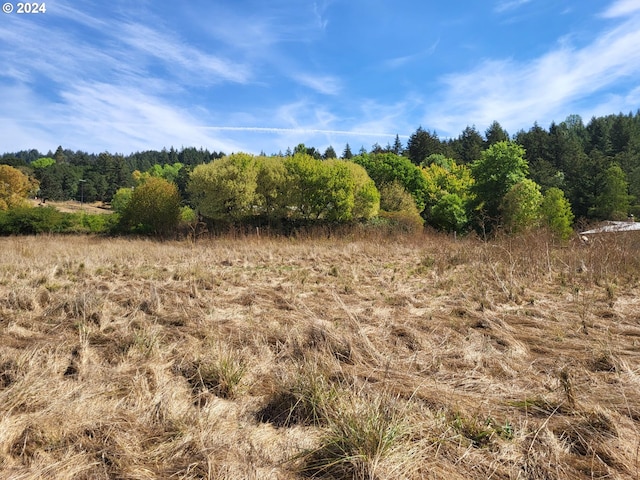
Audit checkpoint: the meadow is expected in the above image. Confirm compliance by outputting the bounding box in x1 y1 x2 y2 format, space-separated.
1 230 639 479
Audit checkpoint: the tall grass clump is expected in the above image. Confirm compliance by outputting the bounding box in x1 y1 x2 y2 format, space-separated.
298 393 409 479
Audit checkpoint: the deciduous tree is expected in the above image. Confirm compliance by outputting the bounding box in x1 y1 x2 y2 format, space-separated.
352 152 428 212
471 141 529 224
0 165 38 210
540 187 574 240
501 179 543 234
120 177 181 235
188 153 258 221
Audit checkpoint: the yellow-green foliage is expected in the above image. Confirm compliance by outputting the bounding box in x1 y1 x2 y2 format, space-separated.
0 165 38 210
379 181 420 215
188 153 258 221
120 177 182 235
501 179 543 234
378 182 424 232
255 156 288 219
284 154 354 221
111 187 133 214
189 153 380 224
421 158 475 232
540 187 574 239
421 160 474 207
327 160 380 220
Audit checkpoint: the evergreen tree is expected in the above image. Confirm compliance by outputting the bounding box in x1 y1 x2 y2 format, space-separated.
323 146 337 159
392 134 404 155
342 143 353 159
53 146 67 164
455 126 484 164
406 127 442 165
484 121 509 148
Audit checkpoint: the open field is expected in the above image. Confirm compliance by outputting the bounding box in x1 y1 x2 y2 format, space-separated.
1 231 640 479
28 199 113 215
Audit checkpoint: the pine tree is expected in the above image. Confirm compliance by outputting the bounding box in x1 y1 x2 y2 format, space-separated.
392 134 404 155
342 144 353 159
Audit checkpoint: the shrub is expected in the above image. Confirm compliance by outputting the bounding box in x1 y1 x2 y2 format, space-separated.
0 206 67 234
540 187 574 240
188 153 258 222
120 177 182 236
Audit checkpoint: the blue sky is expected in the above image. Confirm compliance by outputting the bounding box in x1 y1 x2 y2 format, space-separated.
1 0 640 156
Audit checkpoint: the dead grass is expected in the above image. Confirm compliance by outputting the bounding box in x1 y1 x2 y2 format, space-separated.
28 199 113 215
1 230 640 479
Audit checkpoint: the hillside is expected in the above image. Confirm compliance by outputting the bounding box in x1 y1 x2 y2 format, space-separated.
1 232 639 479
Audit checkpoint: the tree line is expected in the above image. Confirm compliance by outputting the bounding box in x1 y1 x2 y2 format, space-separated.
1 111 639 237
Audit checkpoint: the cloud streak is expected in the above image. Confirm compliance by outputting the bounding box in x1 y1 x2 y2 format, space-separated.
602 0 640 18
424 8 640 136
198 126 404 137
494 0 533 13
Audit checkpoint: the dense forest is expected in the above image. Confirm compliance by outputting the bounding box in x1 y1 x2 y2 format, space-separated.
1 111 639 236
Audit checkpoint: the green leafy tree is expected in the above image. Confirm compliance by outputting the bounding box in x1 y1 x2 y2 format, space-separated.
111 187 134 214
149 162 184 183
31 157 56 169
188 153 258 221
540 187 574 239
352 152 428 212
120 177 182 235
430 194 468 233
421 158 474 232
255 156 288 220
591 163 632 220
284 154 354 221
500 179 543 234
328 160 380 220
471 141 529 225
0 165 38 210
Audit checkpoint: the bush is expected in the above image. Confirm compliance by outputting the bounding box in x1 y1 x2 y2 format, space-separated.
0 206 67 234
0 206 116 235
120 177 182 236
379 210 424 234
188 153 258 222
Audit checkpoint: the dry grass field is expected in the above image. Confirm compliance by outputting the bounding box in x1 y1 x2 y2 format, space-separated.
1 230 640 479
28 199 112 215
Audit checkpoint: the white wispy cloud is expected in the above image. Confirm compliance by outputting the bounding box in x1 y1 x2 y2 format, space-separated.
424 8 640 136
313 1 330 30
494 0 533 13
383 39 440 70
118 23 251 85
292 73 342 95
602 0 640 18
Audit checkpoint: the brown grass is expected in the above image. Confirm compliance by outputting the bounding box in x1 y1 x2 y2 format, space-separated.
28 199 112 215
1 230 640 479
